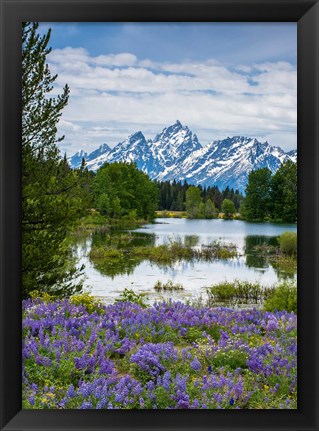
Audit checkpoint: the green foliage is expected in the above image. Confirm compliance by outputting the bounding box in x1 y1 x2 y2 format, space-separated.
204 198 219 219
29 290 55 302
211 349 248 370
22 22 85 298
89 247 124 259
115 288 148 308
270 161 297 223
221 199 236 219
244 168 272 221
208 280 269 304
70 293 105 314
264 282 297 313
157 181 242 218
208 281 236 302
277 231 297 256
90 241 237 275
242 162 297 223
185 186 202 218
185 327 205 342
92 162 158 221
198 201 206 219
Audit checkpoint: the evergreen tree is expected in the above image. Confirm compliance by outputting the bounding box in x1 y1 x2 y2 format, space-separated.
244 168 272 221
270 161 297 223
22 22 84 298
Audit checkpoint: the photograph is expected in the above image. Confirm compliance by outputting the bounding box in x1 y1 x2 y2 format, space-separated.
22 21 297 410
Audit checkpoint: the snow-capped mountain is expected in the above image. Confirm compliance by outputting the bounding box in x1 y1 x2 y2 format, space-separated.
68 149 88 168
68 121 297 193
158 136 295 192
151 120 201 171
286 149 297 162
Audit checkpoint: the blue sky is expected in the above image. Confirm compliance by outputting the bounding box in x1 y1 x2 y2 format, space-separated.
39 22 297 155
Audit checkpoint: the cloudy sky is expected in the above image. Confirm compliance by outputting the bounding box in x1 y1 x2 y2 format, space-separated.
39 22 297 156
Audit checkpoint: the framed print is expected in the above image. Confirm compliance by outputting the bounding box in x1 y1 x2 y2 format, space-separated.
0 0 319 430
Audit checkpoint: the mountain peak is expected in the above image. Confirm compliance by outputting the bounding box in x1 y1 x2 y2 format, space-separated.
99 143 111 152
129 131 146 142
160 120 183 136
68 123 296 193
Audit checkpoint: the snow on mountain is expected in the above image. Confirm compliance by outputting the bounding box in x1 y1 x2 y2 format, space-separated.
86 143 111 162
162 136 294 192
286 149 297 163
68 149 88 168
106 131 155 173
68 122 297 193
68 144 111 170
151 120 202 172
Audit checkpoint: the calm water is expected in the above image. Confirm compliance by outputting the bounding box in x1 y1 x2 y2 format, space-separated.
72 218 297 304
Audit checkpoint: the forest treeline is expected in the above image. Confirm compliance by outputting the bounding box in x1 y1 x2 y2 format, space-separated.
75 161 296 223
90 167 244 220
157 181 243 213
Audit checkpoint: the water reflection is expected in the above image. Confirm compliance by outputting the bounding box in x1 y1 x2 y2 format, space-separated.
69 219 297 302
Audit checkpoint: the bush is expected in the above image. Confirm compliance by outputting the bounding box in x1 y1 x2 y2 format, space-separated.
208 280 264 304
277 232 297 256
115 288 148 308
263 282 297 313
89 247 123 259
70 293 105 314
208 282 236 302
29 290 55 302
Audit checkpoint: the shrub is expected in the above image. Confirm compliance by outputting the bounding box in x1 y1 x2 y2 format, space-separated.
209 282 236 302
263 282 297 313
70 293 105 314
277 232 297 256
89 247 123 259
29 290 54 302
208 280 266 305
115 288 148 308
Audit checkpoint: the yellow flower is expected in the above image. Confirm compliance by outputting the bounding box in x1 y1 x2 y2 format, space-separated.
264 385 269 391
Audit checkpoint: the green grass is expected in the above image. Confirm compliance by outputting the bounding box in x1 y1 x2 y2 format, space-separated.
89 241 238 266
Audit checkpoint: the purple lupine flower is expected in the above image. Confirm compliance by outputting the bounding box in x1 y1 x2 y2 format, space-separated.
265 318 279 332
80 401 93 409
66 385 76 398
162 371 171 391
190 357 201 372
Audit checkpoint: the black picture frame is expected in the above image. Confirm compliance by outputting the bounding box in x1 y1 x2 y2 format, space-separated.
1 1 318 430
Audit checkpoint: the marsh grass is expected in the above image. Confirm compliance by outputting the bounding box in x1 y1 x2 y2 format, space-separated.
89 241 238 267
154 280 184 292
207 280 276 305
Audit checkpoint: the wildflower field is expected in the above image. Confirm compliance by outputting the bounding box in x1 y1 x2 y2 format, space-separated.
22 298 297 409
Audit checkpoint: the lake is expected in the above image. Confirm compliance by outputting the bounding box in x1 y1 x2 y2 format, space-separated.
72 218 297 304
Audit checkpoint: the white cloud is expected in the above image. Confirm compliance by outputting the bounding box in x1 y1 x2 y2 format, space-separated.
94 53 138 67
48 47 296 155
